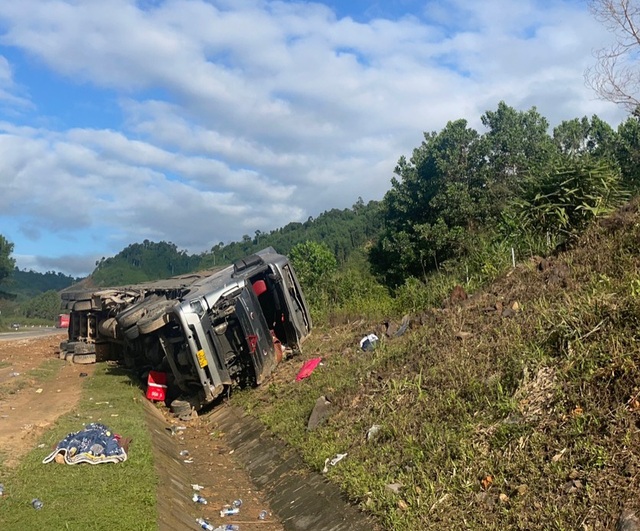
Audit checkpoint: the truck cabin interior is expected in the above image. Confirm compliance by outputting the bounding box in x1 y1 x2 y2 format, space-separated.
249 272 290 346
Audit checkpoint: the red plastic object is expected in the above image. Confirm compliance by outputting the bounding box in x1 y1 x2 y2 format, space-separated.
146 370 167 401
252 280 267 297
295 357 322 381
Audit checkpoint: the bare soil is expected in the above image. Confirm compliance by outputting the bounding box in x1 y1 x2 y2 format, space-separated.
0 332 90 468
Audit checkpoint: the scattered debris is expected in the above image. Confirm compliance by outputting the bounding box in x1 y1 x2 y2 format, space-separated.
307 395 332 430
191 484 204 491
79 372 88 377
296 357 323 381
31 498 43 510
192 493 208 504
220 507 240 517
35 388 43 394
322 452 347 473
258 509 268 520
359 334 379 352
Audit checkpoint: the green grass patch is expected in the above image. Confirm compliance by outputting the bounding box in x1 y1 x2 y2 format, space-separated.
0 364 157 530
232 203 640 529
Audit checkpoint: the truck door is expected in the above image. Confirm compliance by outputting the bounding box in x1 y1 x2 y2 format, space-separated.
235 287 277 385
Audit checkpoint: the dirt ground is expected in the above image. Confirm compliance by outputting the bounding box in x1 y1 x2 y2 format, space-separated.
0 332 91 468
0 333 285 530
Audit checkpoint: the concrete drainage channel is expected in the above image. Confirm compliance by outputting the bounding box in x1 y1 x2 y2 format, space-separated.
145 402 378 531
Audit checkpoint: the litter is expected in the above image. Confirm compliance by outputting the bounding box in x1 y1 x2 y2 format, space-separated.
295 357 322 381
191 484 204 491
359 334 379 351
42 423 128 465
31 498 43 510
322 452 348 473
258 510 268 520
220 507 240 517
192 493 208 504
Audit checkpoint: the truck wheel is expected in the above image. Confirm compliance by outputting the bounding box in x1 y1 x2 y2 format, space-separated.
72 353 97 364
98 317 118 339
137 301 175 335
117 296 163 329
124 324 140 341
73 300 93 312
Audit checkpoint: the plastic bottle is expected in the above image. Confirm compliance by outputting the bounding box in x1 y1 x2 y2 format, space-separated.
213 526 239 531
258 509 268 520
219 507 239 517
196 518 214 531
0 484 4 496
31 498 43 510
192 493 208 504
232 499 242 508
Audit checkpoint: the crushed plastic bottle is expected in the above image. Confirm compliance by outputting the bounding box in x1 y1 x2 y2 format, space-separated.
179 449 190 456
258 510 268 520
232 499 242 508
219 507 239 517
196 518 214 531
31 498 43 510
213 526 239 531
192 493 208 504
0 484 4 496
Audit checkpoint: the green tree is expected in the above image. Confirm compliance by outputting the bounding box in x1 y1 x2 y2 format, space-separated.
0 235 15 286
21 290 61 320
289 241 337 293
509 158 629 242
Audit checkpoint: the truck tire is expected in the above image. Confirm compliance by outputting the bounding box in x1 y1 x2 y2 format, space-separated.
72 353 97 364
117 295 164 329
97 317 118 339
73 300 93 312
123 323 140 341
137 301 175 335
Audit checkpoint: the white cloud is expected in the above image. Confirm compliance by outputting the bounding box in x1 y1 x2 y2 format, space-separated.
0 0 630 276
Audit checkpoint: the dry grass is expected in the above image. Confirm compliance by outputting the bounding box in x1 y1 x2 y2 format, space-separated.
234 199 640 530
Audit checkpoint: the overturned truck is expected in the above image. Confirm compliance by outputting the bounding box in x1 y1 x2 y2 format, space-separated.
60 247 312 413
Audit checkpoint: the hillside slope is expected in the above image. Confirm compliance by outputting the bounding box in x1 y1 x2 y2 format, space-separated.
236 199 640 530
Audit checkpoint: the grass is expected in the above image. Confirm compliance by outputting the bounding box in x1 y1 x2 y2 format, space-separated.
0 364 157 530
233 200 640 530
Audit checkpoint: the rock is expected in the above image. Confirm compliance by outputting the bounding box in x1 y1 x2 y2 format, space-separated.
307 395 332 431
501 308 515 318
455 331 472 340
449 285 468 305
385 483 403 494
617 509 640 531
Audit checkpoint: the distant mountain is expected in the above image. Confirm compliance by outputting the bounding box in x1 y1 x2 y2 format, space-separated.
2 268 82 300
88 199 383 287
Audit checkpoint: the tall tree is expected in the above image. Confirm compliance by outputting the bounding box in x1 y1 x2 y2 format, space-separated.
586 0 640 111
0 235 15 286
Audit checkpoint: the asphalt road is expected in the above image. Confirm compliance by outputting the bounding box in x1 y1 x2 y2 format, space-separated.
0 327 66 341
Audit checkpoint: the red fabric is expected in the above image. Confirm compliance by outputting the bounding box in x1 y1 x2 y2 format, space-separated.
295 357 322 381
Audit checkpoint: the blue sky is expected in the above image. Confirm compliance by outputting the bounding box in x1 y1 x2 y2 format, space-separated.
0 0 629 277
